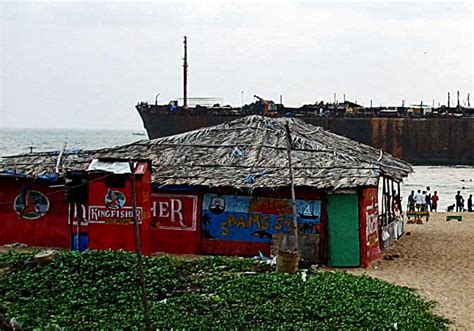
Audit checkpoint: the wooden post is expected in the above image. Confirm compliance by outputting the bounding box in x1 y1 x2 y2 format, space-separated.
381 177 386 227
69 203 74 250
276 122 299 274
130 161 152 330
77 203 81 252
397 182 402 213
285 121 298 247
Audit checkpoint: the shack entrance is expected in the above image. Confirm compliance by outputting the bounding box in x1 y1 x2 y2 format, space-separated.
327 193 360 267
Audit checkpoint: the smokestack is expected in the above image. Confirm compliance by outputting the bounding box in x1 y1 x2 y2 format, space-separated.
183 36 188 109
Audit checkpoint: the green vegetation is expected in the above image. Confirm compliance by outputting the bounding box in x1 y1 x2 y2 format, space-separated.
0 250 449 329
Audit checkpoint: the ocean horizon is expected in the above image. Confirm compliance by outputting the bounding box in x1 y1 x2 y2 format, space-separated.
0 127 146 157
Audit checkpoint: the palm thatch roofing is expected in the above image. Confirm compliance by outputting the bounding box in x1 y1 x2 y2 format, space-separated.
0 115 412 189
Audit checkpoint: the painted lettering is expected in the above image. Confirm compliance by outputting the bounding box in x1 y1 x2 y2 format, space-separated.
170 199 184 226
159 201 169 218
151 201 157 217
88 206 142 223
248 214 261 228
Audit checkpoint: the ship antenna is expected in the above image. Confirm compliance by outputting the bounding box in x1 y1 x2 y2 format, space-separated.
183 36 188 110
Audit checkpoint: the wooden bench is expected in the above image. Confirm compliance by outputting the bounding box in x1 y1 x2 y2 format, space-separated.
406 211 429 224
446 215 462 222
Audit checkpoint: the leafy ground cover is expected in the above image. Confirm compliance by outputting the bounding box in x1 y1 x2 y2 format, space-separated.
0 250 449 329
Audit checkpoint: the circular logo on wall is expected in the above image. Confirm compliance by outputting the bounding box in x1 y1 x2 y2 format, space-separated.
13 188 50 219
105 189 126 209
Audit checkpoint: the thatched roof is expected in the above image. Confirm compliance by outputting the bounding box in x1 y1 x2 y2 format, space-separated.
0 115 412 189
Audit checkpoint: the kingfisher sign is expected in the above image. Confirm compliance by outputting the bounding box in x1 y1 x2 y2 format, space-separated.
88 190 142 224
88 207 142 224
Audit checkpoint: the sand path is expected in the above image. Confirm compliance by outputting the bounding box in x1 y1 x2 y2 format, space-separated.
348 212 474 329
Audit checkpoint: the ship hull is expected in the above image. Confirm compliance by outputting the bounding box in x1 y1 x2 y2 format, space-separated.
137 110 474 165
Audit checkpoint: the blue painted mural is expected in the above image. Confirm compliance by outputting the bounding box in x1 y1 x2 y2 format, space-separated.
202 194 321 243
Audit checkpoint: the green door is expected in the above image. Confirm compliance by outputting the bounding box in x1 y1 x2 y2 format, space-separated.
327 194 360 267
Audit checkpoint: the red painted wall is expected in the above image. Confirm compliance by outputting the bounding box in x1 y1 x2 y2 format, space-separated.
359 187 382 267
0 176 338 264
0 177 70 248
87 162 152 255
149 192 202 254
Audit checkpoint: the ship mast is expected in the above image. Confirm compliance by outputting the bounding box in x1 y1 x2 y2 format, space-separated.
183 36 188 109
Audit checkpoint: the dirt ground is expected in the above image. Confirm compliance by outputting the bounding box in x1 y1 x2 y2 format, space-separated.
348 212 474 330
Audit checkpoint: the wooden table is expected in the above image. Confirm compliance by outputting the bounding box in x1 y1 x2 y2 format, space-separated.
407 211 430 224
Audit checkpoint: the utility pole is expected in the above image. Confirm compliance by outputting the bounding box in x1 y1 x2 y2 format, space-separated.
183 36 188 109
448 92 450 108
468 93 471 107
457 90 460 107
280 95 283 105
241 91 244 107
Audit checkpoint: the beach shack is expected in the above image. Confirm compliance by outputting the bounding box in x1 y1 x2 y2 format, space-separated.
0 116 412 267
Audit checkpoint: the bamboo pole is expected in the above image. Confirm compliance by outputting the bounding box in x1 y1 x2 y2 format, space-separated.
68 203 74 250
77 203 81 252
130 160 153 330
285 122 299 247
276 121 299 273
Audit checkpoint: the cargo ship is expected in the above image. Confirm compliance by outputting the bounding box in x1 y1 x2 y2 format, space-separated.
136 37 474 165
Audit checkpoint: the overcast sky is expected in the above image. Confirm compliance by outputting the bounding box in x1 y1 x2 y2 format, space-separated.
0 1 472 129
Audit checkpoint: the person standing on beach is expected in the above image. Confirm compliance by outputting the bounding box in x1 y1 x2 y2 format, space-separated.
408 190 416 212
455 191 463 212
431 191 439 212
468 195 473 212
425 186 432 211
415 189 425 211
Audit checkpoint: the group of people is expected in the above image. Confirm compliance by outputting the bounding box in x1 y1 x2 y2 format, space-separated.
408 187 473 213
454 192 473 212
408 186 438 212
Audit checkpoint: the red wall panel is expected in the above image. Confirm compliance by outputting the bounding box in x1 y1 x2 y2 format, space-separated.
149 192 202 255
359 187 382 267
87 163 152 255
0 177 70 248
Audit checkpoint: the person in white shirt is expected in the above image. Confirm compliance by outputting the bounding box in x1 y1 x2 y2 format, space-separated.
414 189 426 211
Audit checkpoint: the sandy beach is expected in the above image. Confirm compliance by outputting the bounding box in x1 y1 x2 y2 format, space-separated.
348 212 474 329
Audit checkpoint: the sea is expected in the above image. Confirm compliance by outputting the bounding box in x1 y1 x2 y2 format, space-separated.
1 128 473 211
